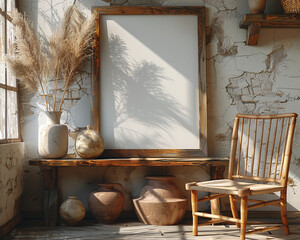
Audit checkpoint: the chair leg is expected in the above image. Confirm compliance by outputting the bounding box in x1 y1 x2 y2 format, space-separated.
191 190 198 236
240 196 248 240
211 198 221 225
280 189 290 234
229 195 240 228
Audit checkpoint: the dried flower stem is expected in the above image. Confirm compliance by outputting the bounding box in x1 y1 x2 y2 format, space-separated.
52 59 60 111
58 82 68 112
39 77 49 111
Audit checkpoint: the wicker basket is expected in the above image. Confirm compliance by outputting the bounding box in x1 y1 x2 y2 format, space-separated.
281 0 300 13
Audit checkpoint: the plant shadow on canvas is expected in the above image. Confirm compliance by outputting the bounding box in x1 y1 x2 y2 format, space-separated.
101 33 199 149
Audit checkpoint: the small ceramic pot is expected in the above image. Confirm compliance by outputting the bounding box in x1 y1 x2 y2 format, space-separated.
38 111 68 158
88 183 124 224
59 196 86 225
75 125 104 159
248 0 267 13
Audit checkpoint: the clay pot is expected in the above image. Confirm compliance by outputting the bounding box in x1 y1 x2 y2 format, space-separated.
248 0 267 13
59 196 86 225
133 176 187 225
38 111 68 158
88 183 124 224
75 125 104 159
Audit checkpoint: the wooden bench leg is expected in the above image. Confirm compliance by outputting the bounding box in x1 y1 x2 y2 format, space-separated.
42 167 58 226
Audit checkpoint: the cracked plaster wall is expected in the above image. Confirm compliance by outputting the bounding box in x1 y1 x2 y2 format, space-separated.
0 143 24 227
19 0 300 217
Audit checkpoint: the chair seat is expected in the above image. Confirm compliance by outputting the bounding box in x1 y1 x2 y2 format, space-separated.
186 179 284 197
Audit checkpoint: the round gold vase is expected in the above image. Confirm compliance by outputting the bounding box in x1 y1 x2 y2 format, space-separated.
75 125 104 159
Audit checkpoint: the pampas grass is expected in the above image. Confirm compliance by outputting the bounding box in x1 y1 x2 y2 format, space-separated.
4 5 96 111
5 10 50 110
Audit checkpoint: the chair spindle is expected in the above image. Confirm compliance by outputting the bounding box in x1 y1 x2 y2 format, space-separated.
251 119 258 176
244 119 251 175
269 118 278 178
263 119 272 178
257 119 265 177
274 118 285 179
236 118 244 175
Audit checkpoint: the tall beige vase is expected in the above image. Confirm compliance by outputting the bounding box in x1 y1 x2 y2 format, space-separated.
38 111 68 158
248 0 267 13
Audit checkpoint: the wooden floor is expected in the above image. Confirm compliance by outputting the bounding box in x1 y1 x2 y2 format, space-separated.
4 215 300 240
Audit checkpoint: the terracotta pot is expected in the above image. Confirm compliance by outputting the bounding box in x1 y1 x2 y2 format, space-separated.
75 125 104 159
38 111 68 158
59 196 86 225
133 176 187 225
248 0 267 13
88 183 124 224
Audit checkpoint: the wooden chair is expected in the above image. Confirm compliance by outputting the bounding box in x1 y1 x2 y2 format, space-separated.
186 113 298 240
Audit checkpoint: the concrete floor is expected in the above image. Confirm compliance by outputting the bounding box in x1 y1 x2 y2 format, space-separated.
4 218 300 240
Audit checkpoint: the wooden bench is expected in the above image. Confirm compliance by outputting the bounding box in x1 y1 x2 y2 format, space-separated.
29 157 229 226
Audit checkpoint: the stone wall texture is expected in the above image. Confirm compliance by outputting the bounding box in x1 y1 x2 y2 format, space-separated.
19 0 300 216
0 143 24 227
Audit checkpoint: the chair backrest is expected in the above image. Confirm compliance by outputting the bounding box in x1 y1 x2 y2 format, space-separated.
228 113 298 187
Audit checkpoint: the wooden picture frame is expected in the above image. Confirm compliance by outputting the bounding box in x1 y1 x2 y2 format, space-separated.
91 6 207 158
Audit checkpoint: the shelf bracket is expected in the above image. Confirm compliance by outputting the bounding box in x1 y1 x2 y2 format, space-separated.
240 14 300 45
246 22 262 45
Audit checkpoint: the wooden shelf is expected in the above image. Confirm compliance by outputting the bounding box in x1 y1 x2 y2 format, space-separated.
29 157 229 167
29 156 228 226
240 14 300 45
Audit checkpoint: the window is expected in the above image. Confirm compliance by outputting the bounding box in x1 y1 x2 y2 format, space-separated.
0 0 20 143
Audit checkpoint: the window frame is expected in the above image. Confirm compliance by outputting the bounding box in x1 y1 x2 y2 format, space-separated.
0 0 21 144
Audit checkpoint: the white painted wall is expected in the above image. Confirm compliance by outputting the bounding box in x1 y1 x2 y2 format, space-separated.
19 0 300 217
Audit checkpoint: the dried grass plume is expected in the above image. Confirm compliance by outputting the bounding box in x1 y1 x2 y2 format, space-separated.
4 5 96 111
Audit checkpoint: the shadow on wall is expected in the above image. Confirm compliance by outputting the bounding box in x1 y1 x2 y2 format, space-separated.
104 33 196 148
27 0 110 46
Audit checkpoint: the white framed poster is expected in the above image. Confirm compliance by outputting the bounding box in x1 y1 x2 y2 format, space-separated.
92 7 207 158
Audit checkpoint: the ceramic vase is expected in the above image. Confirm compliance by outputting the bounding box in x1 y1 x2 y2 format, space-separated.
133 176 187 225
38 111 68 158
88 183 124 224
59 196 86 225
75 125 104 159
248 0 267 13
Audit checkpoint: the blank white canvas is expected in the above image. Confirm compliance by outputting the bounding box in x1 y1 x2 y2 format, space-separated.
100 15 200 149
